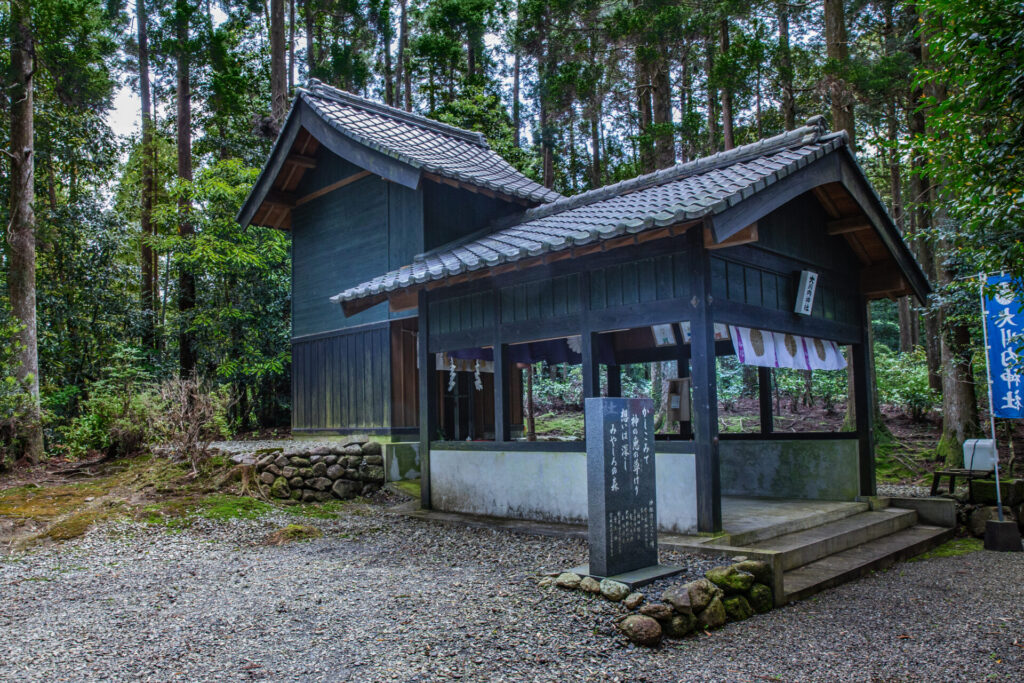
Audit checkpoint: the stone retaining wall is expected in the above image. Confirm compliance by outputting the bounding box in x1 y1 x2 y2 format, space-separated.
254 438 385 503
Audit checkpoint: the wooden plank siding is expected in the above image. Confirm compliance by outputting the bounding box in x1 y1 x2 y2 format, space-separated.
292 323 392 433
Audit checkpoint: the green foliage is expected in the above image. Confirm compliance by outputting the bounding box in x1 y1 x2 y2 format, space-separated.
874 345 939 420
915 0 1024 296
57 346 161 459
0 315 35 468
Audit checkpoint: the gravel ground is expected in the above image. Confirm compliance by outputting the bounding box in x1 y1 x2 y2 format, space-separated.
1 499 1022 682
877 484 936 498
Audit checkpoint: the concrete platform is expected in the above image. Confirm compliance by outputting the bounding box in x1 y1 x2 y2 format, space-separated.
718 497 869 546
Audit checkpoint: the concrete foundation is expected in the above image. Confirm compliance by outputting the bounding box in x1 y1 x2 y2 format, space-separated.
429 449 699 534
719 439 860 501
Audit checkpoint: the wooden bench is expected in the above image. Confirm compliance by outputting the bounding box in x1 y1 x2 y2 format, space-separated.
930 469 994 498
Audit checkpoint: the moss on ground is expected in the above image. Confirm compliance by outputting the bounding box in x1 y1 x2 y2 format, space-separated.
263 523 323 545
910 537 984 561
533 412 584 438
391 479 421 500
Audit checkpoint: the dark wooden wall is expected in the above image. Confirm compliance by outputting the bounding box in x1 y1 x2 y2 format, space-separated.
425 191 868 353
390 317 419 428
423 182 523 252
292 322 392 433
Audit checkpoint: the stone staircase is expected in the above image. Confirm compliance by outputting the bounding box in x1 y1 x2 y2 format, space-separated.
737 501 954 605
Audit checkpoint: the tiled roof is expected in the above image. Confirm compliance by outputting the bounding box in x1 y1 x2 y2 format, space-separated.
299 81 561 204
332 117 847 306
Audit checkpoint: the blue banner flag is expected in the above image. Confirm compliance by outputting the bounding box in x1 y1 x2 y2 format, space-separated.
984 274 1024 419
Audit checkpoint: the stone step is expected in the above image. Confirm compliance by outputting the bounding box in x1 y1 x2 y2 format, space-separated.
722 500 870 547
747 508 919 572
781 524 954 604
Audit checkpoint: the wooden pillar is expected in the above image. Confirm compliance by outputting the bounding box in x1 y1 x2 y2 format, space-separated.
689 229 721 532
579 272 599 401
581 332 599 400
606 364 621 398
852 340 876 496
494 342 510 442
758 367 773 434
493 287 510 442
677 345 693 439
417 289 436 509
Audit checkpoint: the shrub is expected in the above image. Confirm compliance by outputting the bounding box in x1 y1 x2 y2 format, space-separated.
0 317 35 469
874 344 938 420
60 346 160 459
155 376 232 472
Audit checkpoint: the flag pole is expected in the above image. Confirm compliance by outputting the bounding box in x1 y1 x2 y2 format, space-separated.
979 274 1005 522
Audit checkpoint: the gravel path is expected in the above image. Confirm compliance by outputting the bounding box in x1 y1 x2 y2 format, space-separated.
1 499 1022 682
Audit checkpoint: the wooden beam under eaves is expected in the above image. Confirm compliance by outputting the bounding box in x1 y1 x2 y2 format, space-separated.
263 190 297 208
705 223 758 250
285 153 317 169
827 216 872 235
861 263 907 298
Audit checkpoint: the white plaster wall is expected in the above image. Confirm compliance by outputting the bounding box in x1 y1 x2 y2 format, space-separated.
430 449 698 534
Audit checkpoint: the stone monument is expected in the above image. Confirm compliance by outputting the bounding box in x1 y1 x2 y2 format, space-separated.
574 397 682 586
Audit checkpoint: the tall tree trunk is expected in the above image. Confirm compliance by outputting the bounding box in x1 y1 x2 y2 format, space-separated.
908 13 941 390
304 0 315 78
138 0 157 353
270 0 287 125
704 36 718 153
635 53 654 174
7 0 44 463
590 108 601 188
382 4 394 106
679 55 693 161
777 0 795 130
399 0 411 110
512 46 521 148
824 0 855 144
288 0 295 92
176 3 197 377
652 51 674 169
719 20 734 149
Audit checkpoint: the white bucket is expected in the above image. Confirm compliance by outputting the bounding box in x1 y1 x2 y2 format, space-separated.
963 439 997 471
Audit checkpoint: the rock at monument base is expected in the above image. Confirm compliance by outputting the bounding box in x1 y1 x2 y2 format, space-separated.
289 489 302 501
969 506 1014 538
259 471 276 486
638 603 673 622
309 477 332 491
619 615 662 647
362 441 383 455
748 583 774 613
364 455 384 466
311 462 328 478
280 466 297 479
600 579 630 602
697 596 727 630
289 476 304 488
685 579 723 613
331 479 359 499
623 592 645 610
326 464 343 480
664 612 697 638
661 584 693 614
314 491 333 502
555 572 582 589
301 490 317 502
732 559 772 585
273 455 289 469
289 457 311 468
580 576 601 594
269 476 290 499
706 565 755 594
723 595 754 621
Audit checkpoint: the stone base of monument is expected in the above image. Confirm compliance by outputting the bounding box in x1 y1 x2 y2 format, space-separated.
569 563 684 589
984 519 1022 552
